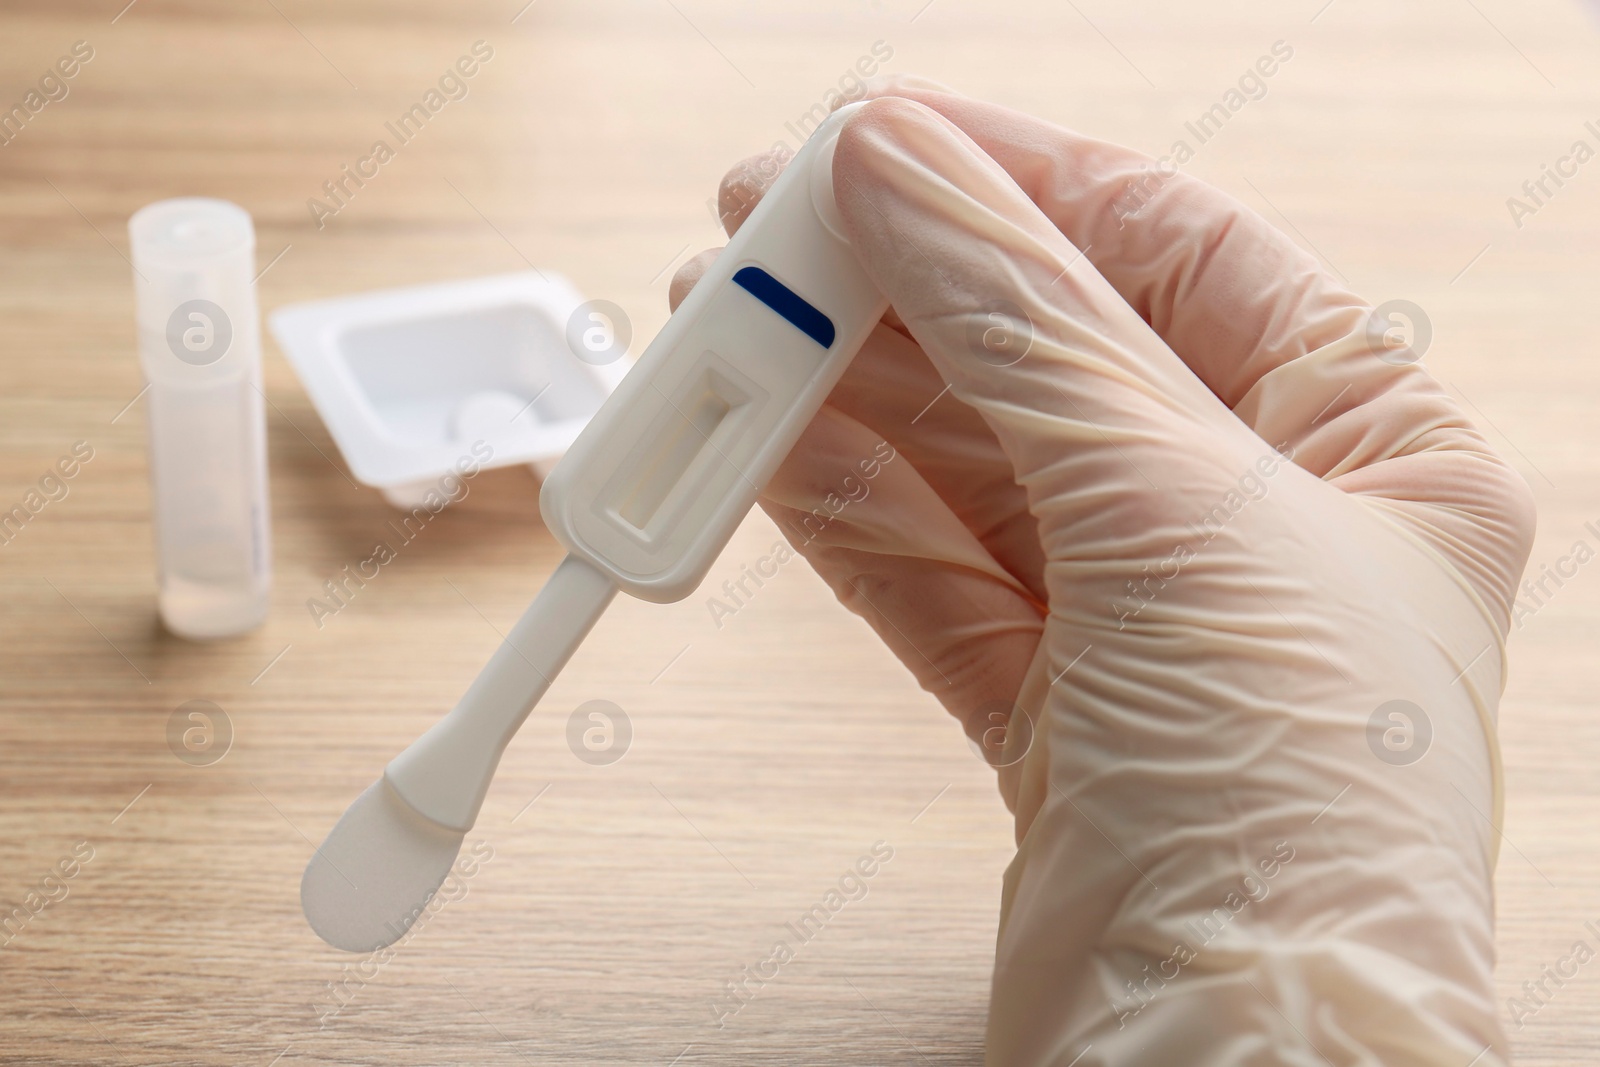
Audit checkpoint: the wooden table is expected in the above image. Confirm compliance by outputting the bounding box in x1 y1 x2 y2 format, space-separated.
1 1 1595 1063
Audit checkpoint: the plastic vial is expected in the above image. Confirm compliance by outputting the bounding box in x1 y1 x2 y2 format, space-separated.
129 198 271 639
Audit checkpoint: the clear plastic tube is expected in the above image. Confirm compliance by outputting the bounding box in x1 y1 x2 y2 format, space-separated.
129 198 271 639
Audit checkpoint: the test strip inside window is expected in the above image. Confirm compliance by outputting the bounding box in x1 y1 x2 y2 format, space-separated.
613 369 748 531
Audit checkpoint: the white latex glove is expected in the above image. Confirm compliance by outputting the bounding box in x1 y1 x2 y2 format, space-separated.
672 78 1535 1067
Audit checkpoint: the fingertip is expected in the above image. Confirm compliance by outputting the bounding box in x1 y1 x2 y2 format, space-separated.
668 247 723 311
836 73 963 111
831 94 1030 312
717 147 792 236
832 94 962 204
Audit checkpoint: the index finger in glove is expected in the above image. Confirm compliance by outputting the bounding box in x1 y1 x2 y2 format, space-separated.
837 79 1534 626
832 97 1275 573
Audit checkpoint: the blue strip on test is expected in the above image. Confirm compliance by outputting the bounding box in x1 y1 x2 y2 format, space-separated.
731 266 836 349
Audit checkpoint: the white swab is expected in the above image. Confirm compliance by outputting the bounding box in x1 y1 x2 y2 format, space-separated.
302 556 614 950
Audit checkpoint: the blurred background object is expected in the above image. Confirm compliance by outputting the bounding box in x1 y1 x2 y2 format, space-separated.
129 197 272 639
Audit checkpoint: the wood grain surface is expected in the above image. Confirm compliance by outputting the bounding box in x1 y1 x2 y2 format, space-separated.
0 1 1596 1064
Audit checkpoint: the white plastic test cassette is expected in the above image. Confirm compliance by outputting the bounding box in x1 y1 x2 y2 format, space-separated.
303 102 888 952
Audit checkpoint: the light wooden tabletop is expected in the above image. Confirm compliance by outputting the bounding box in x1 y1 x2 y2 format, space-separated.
1 1 1596 1064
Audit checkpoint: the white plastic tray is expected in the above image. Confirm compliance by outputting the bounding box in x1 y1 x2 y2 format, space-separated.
270 272 625 507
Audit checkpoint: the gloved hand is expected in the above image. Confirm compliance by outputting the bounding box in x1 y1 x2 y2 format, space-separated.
670 77 1534 1067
